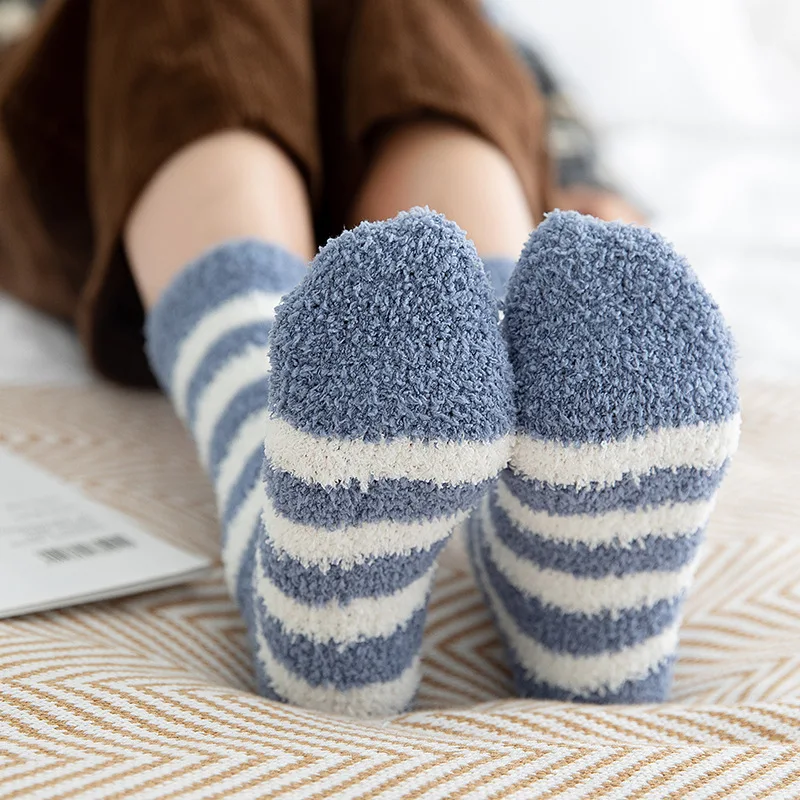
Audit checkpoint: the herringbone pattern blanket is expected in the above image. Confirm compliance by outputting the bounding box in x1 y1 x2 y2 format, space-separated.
0 384 798 798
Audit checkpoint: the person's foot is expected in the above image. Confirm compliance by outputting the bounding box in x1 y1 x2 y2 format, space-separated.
469 210 740 702
253 208 515 717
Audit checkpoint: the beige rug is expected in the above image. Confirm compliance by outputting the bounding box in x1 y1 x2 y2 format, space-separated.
0 383 798 798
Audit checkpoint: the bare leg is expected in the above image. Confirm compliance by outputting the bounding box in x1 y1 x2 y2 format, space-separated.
124 129 314 308
555 185 647 225
349 120 534 260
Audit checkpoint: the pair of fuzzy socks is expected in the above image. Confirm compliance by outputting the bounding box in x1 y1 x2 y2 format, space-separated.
145 208 738 717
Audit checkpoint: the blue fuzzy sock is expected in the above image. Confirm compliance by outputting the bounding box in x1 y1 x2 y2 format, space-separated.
145 239 305 606
258 209 515 716
145 239 305 685
469 211 740 703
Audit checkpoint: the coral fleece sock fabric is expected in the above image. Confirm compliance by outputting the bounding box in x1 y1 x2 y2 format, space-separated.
144 239 305 693
145 210 515 718
469 211 740 703
260 209 515 717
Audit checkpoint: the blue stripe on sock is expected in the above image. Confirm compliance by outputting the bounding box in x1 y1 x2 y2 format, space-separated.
145 240 305 392
221 447 264 531
256 604 425 690
253 657 284 703
209 378 269 482
236 522 285 703
510 654 676 703
259 534 447 604
490 492 703 579
186 324 271 429
477 532 684 656
467 510 492 600
264 463 493 529
235 520 261 616
502 463 727 517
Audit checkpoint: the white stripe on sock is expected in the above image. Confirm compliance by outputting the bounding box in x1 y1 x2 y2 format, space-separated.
252 548 420 717
496 481 715 547
263 497 466 571
194 345 270 467
264 417 513 489
256 566 434 644
171 292 282 418
480 500 700 616
473 539 680 696
222 484 264 596
215 412 268 510
260 638 420 718
511 415 741 489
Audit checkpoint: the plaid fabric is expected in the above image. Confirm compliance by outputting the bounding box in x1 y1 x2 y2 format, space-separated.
0 381 798 797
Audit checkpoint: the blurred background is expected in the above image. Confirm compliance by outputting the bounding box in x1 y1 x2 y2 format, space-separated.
495 0 800 383
1 0 798 384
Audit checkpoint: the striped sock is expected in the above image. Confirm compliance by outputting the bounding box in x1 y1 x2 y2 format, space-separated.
259 209 515 717
144 238 306 675
468 211 740 703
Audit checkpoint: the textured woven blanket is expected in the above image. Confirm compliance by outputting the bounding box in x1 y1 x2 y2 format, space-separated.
0 383 798 798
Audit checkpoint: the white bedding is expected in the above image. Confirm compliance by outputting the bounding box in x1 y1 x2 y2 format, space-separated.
2 0 798 385
498 0 800 382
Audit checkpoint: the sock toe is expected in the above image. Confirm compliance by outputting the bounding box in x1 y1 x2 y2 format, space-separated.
269 207 515 443
258 209 514 716
505 209 738 442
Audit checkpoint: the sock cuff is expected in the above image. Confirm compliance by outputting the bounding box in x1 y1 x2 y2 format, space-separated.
482 256 516 304
144 239 306 392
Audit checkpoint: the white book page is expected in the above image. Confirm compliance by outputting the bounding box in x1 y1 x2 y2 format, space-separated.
0 446 212 618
